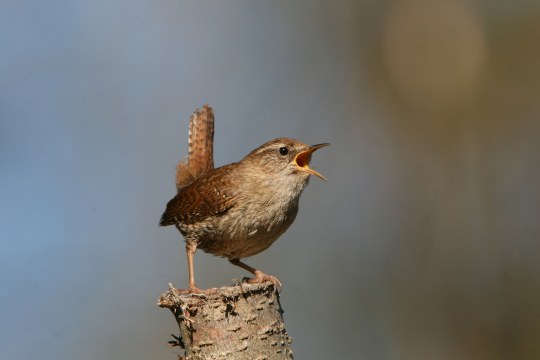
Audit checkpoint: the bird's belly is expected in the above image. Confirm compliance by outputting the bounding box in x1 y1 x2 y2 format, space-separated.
197 204 298 259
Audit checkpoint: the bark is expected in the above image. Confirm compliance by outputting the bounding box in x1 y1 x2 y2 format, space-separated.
157 282 293 360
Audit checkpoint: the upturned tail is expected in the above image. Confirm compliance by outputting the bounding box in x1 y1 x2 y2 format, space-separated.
175 105 215 190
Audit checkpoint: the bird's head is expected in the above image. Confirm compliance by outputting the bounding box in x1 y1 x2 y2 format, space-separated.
243 138 329 183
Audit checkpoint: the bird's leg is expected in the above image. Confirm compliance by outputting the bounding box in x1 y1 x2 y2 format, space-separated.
184 241 203 293
229 258 282 288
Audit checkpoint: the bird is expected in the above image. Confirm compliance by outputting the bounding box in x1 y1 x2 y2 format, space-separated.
160 105 328 292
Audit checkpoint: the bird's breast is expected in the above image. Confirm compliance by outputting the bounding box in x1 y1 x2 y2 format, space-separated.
198 190 301 259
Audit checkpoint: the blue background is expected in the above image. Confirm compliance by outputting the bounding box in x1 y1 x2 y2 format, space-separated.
1 1 539 359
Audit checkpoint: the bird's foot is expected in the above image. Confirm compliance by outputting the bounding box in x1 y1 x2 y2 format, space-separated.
245 270 282 290
174 286 206 295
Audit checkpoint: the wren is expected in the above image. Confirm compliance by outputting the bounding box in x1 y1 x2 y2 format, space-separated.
160 105 328 292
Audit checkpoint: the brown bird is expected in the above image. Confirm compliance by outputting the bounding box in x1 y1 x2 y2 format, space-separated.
160 105 328 292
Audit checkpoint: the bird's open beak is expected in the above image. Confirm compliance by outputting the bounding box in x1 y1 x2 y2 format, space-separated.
294 143 329 181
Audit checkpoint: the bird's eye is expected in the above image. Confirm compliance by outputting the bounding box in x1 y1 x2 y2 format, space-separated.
279 147 289 156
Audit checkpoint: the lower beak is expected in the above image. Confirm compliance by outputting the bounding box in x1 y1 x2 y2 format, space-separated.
294 143 329 181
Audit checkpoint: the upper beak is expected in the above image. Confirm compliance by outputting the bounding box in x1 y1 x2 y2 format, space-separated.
294 143 329 181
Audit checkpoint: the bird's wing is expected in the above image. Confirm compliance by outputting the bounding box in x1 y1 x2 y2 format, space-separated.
176 105 215 190
161 165 237 226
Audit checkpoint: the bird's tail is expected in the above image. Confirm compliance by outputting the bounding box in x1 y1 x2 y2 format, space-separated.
175 105 215 190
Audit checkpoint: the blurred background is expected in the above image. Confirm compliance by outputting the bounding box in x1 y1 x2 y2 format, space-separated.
1 0 539 359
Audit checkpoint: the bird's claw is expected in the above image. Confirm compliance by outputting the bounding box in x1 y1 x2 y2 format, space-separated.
245 271 282 290
174 286 206 295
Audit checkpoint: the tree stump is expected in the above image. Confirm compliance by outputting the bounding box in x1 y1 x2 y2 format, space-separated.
157 282 293 359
